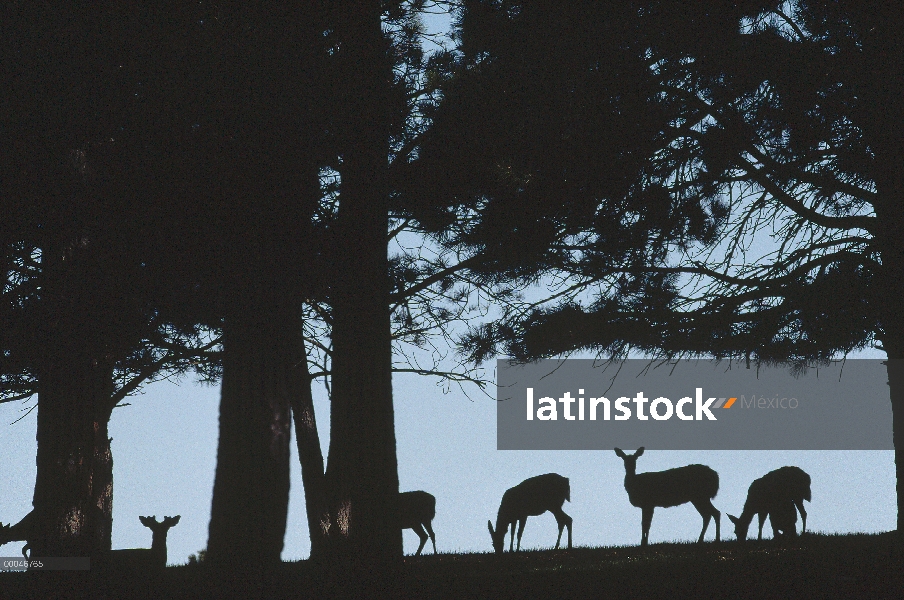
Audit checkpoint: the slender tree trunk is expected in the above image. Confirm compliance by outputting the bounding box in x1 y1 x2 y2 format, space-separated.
858 8 904 540
883 356 904 535
288 335 329 559
873 164 904 539
876 214 904 538
323 0 403 571
206 301 294 568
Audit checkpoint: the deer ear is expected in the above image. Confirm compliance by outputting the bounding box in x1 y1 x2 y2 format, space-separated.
614 448 625 458
727 514 739 525
487 521 494 536
635 447 645 456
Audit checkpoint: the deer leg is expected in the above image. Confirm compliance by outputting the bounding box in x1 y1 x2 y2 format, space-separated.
769 514 780 538
692 500 719 543
713 503 720 541
564 511 573 549
757 511 767 540
509 522 516 552
641 507 654 547
551 508 573 549
424 520 437 554
795 499 807 534
693 501 710 543
412 523 428 556
516 518 527 551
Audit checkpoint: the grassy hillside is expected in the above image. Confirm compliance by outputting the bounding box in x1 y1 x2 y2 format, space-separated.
2 532 901 599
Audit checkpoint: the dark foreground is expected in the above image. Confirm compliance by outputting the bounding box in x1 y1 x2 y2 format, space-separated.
2 533 902 599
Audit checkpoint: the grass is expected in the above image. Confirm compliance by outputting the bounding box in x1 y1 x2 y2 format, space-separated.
2 532 902 599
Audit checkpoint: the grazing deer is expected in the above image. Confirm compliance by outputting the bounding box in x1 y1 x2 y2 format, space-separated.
0 510 36 558
727 466 811 540
399 491 437 556
614 447 720 546
487 473 572 553
106 515 181 570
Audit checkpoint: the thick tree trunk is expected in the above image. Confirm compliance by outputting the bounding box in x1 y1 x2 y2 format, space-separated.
32 350 115 558
288 337 329 559
323 1 403 571
30 239 116 559
206 302 294 568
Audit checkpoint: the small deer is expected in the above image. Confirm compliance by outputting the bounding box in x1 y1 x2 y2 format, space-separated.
0 510 37 558
399 491 437 556
106 515 181 570
727 466 810 540
487 473 572 553
614 447 720 546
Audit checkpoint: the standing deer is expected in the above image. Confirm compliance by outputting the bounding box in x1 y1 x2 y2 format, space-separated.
487 473 572 553
399 491 437 555
106 515 181 570
0 510 36 558
727 466 811 540
614 447 720 546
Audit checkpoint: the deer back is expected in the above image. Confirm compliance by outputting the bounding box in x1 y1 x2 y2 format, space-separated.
500 473 569 521
399 491 435 529
627 464 718 508
761 466 811 502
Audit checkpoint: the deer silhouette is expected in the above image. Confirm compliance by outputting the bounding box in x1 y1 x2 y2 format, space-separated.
728 466 810 540
106 515 181 569
614 447 720 546
487 473 572 553
0 510 36 558
399 491 437 555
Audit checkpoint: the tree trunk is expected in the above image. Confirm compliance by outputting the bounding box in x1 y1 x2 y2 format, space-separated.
30 239 117 559
883 357 904 535
31 350 115 558
323 0 403 572
876 211 904 539
206 302 294 568
289 336 329 559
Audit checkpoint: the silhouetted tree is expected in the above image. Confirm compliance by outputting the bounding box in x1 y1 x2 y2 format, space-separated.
402 0 733 359
0 3 221 557
444 1 904 531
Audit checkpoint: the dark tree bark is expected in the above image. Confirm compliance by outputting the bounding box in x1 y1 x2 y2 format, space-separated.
202 1 325 570
30 241 117 558
884 357 904 536
323 0 403 569
289 336 329 559
31 354 115 558
205 301 295 568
